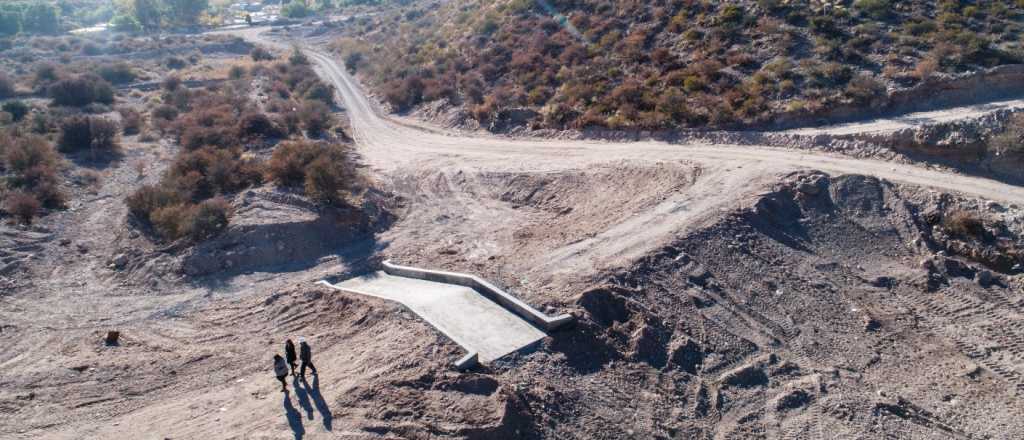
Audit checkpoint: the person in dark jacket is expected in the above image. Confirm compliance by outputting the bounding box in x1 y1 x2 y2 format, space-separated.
299 338 317 377
273 354 289 392
284 339 298 376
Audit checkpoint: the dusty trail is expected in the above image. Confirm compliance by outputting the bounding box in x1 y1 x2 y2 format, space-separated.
782 97 1024 136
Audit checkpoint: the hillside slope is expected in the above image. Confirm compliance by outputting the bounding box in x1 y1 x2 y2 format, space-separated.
334 0 1024 131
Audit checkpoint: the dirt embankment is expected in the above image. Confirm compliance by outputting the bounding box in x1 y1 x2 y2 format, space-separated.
310 171 1024 438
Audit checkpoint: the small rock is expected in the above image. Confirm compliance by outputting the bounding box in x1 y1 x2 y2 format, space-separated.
977 270 993 287
919 258 934 270
796 181 820 195
59 238 71 246
111 254 128 270
104 331 120 346
76 244 89 254
863 315 881 332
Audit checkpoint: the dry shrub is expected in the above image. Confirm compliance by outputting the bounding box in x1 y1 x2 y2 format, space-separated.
165 146 263 201
162 75 182 92
57 116 120 154
126 184 182 224
238 111 284 140
298 100 332 136
4 191 41 224
48 74 114 107
189 198 231 241
251 47 275 62
1 135 65 209
97 62 137 85
2 101 30 122
303 156 346 205
228 65 247 80
943 210 986 239
118 107 144 135
150 203 197 240
268 141 353 204
0 72 14 98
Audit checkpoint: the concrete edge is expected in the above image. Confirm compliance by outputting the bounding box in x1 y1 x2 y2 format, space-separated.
454 352 479 371
315 280 479 371
380 260 575 331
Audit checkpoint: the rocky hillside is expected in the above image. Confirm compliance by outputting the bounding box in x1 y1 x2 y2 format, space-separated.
334 0 1024 131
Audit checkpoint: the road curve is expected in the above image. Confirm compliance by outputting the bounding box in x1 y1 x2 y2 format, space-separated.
233 27 1024 205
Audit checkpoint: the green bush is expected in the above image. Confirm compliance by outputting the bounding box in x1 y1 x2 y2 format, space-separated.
2 100 29 121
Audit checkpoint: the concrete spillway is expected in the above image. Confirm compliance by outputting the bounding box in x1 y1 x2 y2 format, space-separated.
320 262 573 366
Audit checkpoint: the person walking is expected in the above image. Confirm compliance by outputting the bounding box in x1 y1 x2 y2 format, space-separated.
273 354 289 392
285 339 298 376
299 338 317 377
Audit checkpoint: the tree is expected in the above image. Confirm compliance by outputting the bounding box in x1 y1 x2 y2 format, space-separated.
166 0 207 26
111 14 142 33
22 2 60 35
281 1 311 19
130 0 164 31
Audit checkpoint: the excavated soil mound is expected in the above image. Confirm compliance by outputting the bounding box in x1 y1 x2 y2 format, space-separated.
181 188 392 277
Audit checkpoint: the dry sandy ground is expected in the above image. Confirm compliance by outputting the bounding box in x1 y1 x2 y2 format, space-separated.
1 25 1023 439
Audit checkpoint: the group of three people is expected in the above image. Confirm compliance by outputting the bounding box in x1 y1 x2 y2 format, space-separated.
273 338 317 392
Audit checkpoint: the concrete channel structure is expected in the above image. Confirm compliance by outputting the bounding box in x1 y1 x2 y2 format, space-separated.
319 261 574 369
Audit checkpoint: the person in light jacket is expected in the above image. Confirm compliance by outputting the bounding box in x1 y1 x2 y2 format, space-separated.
273 354 289 392
299 339 317 377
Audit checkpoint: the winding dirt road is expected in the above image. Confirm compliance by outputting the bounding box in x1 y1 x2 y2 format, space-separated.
297 48 1024 205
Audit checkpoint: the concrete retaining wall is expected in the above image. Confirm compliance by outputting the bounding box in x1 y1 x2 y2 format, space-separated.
381 260 575 331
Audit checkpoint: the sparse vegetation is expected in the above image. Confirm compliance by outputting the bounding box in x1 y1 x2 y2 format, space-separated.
336 1 1024 130
124 62 355 242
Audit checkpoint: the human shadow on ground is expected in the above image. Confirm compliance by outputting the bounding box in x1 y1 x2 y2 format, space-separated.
283 393 305 440
293 376 315 420
302 374 333 431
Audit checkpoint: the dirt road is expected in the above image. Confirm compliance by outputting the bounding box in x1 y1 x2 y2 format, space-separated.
296 49 1024 205
782 97 1024 136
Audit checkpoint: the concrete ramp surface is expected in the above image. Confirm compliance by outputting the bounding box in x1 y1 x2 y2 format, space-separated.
324 271 547 362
